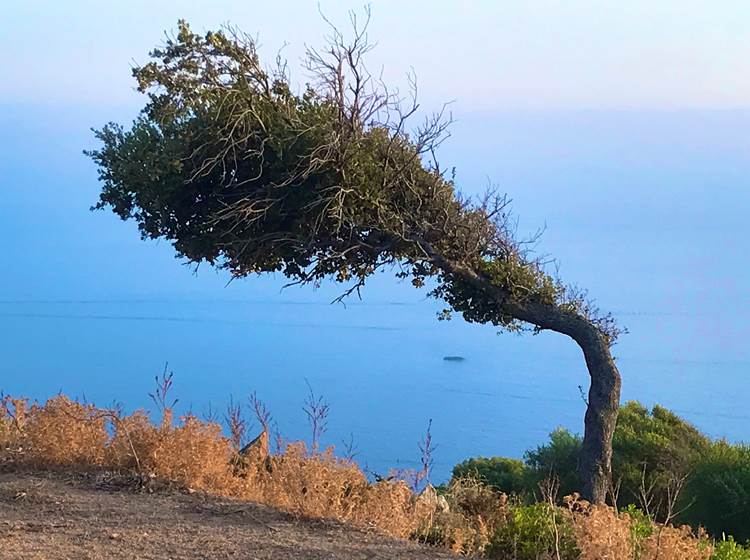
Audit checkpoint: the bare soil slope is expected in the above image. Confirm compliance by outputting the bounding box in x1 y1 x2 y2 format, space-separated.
0 472 456 560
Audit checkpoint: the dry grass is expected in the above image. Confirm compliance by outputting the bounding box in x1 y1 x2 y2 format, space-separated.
0 392 719 558
0 394 421 539
570 500 711 560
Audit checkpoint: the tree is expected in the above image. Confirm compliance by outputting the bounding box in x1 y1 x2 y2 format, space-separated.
87 15 623 503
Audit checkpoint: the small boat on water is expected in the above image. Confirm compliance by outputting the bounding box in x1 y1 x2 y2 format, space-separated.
442 356 465 362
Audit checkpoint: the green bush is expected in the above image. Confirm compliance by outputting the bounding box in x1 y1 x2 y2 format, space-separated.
711 536 750 560
524 427 582 498
486 503 579 560
614 401 710 508
521 402 710 508
681 442 750 542
451 456 530 495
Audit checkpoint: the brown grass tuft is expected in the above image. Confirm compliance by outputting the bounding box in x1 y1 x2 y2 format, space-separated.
3 395 109 469
641 525 712 560
572 505 632 559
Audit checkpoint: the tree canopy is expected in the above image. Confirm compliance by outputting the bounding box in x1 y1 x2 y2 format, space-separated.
90 19 617 336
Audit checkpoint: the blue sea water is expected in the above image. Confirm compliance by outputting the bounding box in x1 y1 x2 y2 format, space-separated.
1 106 749 481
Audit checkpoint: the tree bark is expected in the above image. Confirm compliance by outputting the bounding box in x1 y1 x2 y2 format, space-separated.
514 303 622 504
570 325 622 503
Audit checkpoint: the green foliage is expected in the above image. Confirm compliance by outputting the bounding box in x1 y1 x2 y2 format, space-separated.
524 427 582 498
622 504 654 558
682 442 750 542
451 456 530 495
614 401 710 508
437 254 564 332
486 503 579 560
711 537 750 560
86 20 479 301
501 402 708 506
448 429 582 500
88 21 348 274
479 255 560 308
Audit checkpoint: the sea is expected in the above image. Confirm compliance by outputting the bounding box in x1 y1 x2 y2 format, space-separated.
1 106 748 481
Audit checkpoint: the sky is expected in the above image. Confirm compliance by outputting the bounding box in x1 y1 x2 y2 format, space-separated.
1 1 749 474
2 0 750 111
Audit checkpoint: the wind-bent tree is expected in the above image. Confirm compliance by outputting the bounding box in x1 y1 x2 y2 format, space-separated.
88 18 622 503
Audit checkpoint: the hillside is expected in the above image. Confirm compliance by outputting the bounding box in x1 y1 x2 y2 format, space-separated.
0 472 456 560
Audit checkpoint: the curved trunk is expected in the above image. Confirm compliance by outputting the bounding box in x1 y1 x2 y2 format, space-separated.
517 303 622 504
418 246 622 504
573 328 622 503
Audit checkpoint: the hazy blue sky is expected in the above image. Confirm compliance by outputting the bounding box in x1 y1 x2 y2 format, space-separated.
3 1 750 111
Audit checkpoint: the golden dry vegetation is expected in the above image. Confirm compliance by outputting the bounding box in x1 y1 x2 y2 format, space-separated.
0 392 719 559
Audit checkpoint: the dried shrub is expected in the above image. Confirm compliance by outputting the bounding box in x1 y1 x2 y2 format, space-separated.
237 442 419 537
120 411 236 493
569 496 712 560
224 396 248 452
107 409 156 471
0 392 425 537
571 502 634 560
0 396 25 449
0 392 731 558
640 525 712 560
6 396 109 469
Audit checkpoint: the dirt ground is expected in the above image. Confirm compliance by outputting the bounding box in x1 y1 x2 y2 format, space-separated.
0 472 458 560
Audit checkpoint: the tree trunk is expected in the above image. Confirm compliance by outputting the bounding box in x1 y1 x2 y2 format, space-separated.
574 328 622 504
515 304 622 504
474 293 623 503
